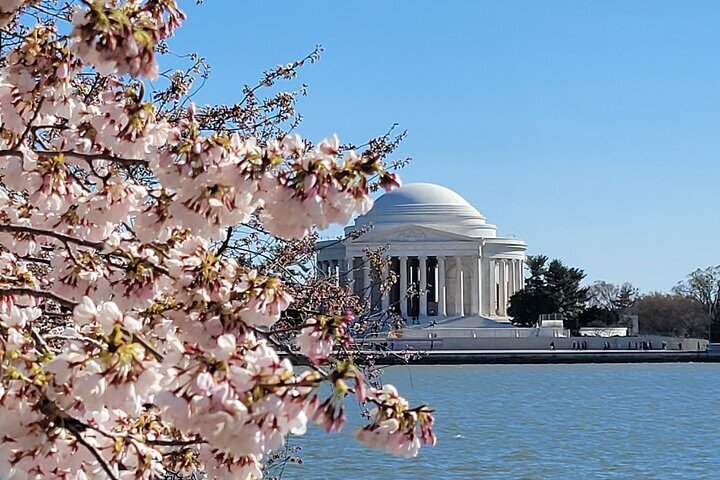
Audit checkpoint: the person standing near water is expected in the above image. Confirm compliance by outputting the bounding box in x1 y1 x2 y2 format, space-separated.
387 329 398 350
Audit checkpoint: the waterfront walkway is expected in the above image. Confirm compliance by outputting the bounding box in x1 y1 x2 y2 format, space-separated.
368 348 715 365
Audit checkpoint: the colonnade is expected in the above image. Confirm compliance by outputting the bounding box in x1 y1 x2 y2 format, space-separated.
490 258 524 317
321 254 524 319
318 260 340 278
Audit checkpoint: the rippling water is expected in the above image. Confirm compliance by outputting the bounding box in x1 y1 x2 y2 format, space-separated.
285 363 720 479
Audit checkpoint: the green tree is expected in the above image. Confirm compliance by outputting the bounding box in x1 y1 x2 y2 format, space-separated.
508 255 588 330
545 259 588 329
614 282 639 311
578 305 620 327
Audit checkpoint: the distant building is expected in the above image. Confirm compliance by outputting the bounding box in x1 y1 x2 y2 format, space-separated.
579 327 629 337
579 314 639 337
316 183 527 325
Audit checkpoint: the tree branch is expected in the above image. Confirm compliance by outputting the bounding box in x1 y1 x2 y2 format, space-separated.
17 97 45 147
30 326 51 354
216 226 233 256
0 287 77 308
70 428 119 480
146 438 205 447
44 333 105 349
18 255 51 265
0 149 23 159
0 224 106 250
38 150 148 167
128 330 165 361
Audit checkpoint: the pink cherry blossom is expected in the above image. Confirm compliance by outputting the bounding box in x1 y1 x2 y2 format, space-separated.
0 2 434 478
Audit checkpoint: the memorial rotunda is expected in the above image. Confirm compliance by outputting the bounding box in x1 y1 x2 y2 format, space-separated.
316 183 527 324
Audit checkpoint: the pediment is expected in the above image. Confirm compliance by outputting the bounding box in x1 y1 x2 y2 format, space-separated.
350 224 473 243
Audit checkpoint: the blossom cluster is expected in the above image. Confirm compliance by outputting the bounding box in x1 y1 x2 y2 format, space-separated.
0 1 433 479
356 384 437 458
296 312 354 364
70 0 185 79
0 0 26 28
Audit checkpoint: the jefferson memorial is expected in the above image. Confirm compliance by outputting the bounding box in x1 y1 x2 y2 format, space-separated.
316 183 710 353
316 183 527 325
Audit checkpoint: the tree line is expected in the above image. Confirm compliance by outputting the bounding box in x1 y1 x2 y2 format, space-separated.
508 256 720 341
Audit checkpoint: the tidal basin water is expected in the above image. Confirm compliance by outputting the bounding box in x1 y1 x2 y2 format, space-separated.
286 363 720 479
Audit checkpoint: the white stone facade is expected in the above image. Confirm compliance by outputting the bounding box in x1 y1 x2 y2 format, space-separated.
316 183 527 322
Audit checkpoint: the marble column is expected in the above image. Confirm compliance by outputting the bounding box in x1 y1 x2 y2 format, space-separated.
490 259 496 316
506 259 512 315
518 260 524 291
437 256 446 317
506 259 512 295
362 258 370 302
471 256 481 315
330 260 340 285
499 259 506 316
343 257 353 288
506 260 512 312
399 256 408 318
455 256 463 316
381 261 390 311
419 256 428 317
477 256 483 315
509 259 515 294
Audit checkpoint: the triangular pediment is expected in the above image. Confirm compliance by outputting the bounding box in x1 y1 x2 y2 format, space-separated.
349 224 473 243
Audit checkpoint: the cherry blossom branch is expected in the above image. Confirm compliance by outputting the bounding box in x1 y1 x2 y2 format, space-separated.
38 150 148 167
28 3 71 22
30 326 51 354
128 330 165 361
0 3 433 473
43 333 105 349
259 328 328 376
17 97 45 147
216 226 234 256
40 401 119 480
0 149 23 159
0 224 105 250
69 428 119 480
146 438 205 446
0 287 77 308
18 255 51 265
0 146 146 170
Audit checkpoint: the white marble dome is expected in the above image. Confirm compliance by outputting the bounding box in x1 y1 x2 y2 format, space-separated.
351 182 497 238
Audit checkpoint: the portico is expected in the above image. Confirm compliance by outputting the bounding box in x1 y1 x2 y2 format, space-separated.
317 183 527 323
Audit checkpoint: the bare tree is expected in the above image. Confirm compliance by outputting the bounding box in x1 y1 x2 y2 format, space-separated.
587 281 638 311
628 293 708 338
673 266 720 341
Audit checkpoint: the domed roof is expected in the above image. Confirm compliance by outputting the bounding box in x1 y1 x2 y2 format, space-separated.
351 183 497 238
373 183 479 213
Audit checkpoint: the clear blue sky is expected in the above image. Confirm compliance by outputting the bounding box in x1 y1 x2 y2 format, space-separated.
168 0 720 293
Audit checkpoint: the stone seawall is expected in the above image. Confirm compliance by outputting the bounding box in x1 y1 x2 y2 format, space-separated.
377 335 707 352
372 349 716 365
